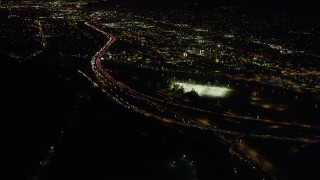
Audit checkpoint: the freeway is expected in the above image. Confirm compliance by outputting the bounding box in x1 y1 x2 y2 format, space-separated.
84 21 320 179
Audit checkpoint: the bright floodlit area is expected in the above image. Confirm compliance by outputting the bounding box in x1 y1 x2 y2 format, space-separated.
172 82 232 98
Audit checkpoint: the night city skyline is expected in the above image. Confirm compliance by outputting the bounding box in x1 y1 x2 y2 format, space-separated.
1 0 319 180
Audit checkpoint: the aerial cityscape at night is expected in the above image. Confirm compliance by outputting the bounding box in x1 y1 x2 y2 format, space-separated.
1 0 319 179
